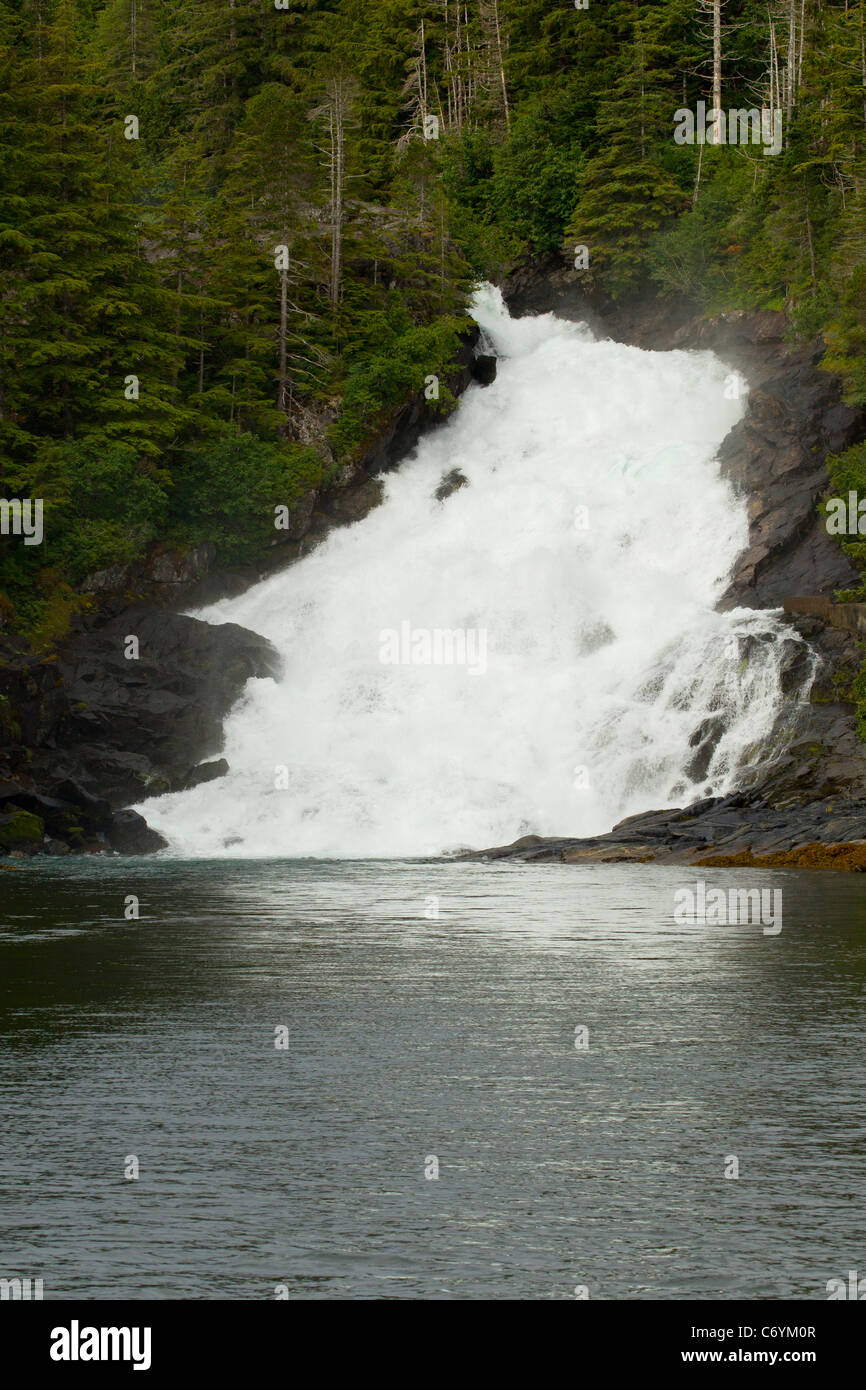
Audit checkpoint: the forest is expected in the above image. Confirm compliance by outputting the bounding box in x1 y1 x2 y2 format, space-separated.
1 0 866 639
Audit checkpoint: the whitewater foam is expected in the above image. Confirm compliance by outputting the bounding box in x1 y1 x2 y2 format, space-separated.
139 286 808 857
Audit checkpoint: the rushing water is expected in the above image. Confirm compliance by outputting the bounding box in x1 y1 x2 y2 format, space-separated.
1 858 865 1300
137 287 807 859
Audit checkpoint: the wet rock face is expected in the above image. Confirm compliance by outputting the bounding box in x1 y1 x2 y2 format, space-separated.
177 758 230 792
714 357 864 609
81 543 217 598
51 610 279 805
320 477 385 526
0 613 276 854
683 717 727 784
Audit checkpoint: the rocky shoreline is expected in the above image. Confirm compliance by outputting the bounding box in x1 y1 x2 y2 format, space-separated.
4 261 866 862
458 794 866 870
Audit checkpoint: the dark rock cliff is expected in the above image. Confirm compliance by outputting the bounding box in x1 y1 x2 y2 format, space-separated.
0 613 278 854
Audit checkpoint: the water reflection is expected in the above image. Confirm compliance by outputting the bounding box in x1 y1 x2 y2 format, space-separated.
1 859 865 1299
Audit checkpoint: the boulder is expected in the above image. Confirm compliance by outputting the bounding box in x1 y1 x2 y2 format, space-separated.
471 354 497 386
177 758 229 791
52 609 279 805
51 779 113 831
0 808 44 852
435 469 468 501
107 809 168 855
4 792 83 840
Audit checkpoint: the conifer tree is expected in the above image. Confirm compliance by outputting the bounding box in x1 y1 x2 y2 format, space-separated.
564 7 683 292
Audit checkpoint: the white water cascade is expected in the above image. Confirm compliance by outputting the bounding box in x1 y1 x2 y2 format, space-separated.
142 286 807 858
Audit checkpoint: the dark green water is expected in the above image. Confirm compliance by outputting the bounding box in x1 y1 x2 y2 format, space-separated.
1 857 865 1300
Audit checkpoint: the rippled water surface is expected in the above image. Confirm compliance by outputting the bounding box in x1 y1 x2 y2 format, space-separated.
1 858 865 1299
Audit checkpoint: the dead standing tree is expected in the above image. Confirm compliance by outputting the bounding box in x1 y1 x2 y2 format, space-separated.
309 76 358 312
694 0 724 144
479 0 510 127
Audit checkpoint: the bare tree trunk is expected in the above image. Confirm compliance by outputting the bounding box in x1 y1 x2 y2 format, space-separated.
804 189 817 291
419 17 427 123
455 6 464 129
490 0 510 126
787 0 796 130
316 78 351 310
278 262 288 414
712 0 722 144
770 18 779 128
464 4 472 124
332 103 344 308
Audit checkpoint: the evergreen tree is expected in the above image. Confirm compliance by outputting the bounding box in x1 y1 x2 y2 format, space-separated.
564 6 684 292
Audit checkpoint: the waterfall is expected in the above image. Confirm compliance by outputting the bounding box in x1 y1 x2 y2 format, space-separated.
140 286 809 857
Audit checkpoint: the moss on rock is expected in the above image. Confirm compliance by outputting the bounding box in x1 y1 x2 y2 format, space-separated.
694 840 866 871
0 808 44 850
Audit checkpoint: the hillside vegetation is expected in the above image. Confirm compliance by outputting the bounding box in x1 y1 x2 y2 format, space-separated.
2 0 866 634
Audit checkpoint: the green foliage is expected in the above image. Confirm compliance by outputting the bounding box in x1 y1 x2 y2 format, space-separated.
647 175 746 306
169 434 323 563
563 6 686 294
3 0 866 649
330 313 469 457
490 98 583 255
848 658 866 743
824 443 866 576
0 439 169 626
